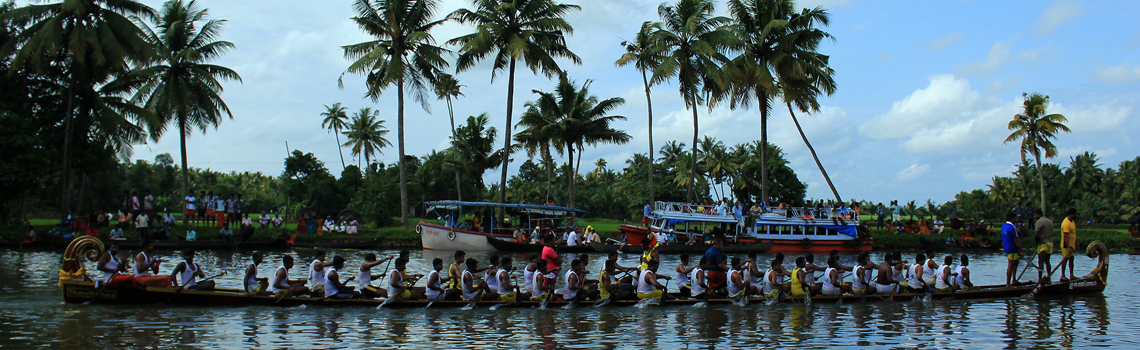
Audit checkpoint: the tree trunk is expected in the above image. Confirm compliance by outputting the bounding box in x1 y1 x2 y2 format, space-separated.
1035 153 1046 216
573 145 584 208
335 129 346 170
179 112 192 226
642 69 654 204
499 59 517 222
448 97 462 202
758 90 769 204
788 102 842 203
688 92 699 203
75 172 87 213
544 147 553 202
567 147 575 207
60 82 76 220
398 81 409 229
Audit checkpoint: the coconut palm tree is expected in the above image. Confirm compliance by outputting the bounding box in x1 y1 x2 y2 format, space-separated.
342 0 450 228
775 6 841 202
3 0 156 218
320 102 350 169
528 74 629 207
515 101 564 203
434 73 464 200
448 0 582 210
659 140 687 165
616 21 666 204
343 107 392 169
1004 92 1070 215
652 0 737 203
132 0 241 220
446 113 509 204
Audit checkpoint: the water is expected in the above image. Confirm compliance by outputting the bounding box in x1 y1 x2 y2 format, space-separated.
1 248 1137 349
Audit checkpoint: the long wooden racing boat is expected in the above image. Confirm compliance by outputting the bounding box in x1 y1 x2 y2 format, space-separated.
56 237 1109 308
485 236 595 253
589 241 774 255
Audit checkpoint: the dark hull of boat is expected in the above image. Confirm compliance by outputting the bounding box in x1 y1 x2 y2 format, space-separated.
59 280 1042 308
590 241 773 254
485 237 595 253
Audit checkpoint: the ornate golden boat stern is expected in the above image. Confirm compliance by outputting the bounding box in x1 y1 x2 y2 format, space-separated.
59 236 104 287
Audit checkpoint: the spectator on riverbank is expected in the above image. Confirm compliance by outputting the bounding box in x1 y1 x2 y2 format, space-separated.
933 217 945 234
109 224 125 239
890 201 901 222
347 219 359 235
259 212 270 227
143 190 155 216
136 211 150 239
131 191 141 217
271 214 283 228
876 203 886 229
22 226 36 244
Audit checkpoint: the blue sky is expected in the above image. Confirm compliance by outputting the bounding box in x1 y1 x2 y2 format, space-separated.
112 0 1138 204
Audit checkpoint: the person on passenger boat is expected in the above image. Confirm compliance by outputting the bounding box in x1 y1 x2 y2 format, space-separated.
636 259 672 301
934 255 955 293
308 250 335 296
821 257 849 296
358 253 392 298
237 252 266 295
908 253 934 293
171 249 214 291
675 254 695 298
954 254 973 290
727 258 750 300
324 256 358 299
424 258 450 301
272 255 310 297
96 243 130 286
386 257 422 301
790 257 809 297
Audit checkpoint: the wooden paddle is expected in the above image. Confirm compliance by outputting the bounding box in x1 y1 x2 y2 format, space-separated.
90 273 118 303
374 257 395 285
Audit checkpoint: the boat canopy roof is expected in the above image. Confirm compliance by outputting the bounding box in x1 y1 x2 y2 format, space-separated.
425 200 587 216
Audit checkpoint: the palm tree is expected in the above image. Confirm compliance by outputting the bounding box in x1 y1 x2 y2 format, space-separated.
342 0 449 228
659 140 687 165
132 0 240 221
652 0 737 203
3 0 156 218
1066 151 1103 195
447 114 508 204
775 6 841 202
515 101 564 203
616 21 665 204
343 107 392 169
320 102 350 169
448 0 582 211
434 73 464 200
1004 92 1070 215
528 74 629 207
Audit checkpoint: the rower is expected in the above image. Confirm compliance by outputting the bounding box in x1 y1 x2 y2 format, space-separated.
934 255 954 293
485 255 501 299
727 258 748 300
790 257 808 297
96 243 128 286
820 257 845 296
703 239 728 292
563 258 591 302
386 257 422 300
874 253 898 295
675 254 695 298
308 250 334 296
636 259 671 300
531 259 555 300
271 255 310 296
358 253 391 298
424 258 450 301
523 254 539 297
600 260 630 301
908 253 931 293
852 252 876 296
954 254 973 290
324 256 358 299
690 257 718 299
744 252 763 296
922 249 938 288
639 238 660 271
448 250 466 291
134 240 172 287
761 259 784 298
170 249 214 291
891 252 909 290
240 252 267 295
496 257 520 302
771 253 791 293
397 250 423 280
802 254 820 295
828 250 854 272
461 258 486 301
606 251 635 285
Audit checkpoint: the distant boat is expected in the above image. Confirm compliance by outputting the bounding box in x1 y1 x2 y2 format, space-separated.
419 200 587 251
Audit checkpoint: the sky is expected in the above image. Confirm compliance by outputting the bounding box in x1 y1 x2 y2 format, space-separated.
104 0 1139 205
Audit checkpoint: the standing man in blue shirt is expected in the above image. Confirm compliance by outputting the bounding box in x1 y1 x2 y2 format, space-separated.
1001 212 1022 287
642 201 652 227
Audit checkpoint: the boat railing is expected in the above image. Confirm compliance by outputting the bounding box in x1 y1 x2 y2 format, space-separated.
654 201 736 216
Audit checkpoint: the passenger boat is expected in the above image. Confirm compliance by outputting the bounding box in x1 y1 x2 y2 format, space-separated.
621 201 872 254
56 237 1109 308
588 241 774 254
485 236 595 253
418 201 587 251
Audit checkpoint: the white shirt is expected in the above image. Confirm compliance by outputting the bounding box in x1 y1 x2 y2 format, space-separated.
637 270 656 294
567 231 580 246
309 260 325 287
185 196 197 210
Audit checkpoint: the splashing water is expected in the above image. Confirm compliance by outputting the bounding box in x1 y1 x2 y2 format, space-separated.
691 301 708 308
634 298 659 309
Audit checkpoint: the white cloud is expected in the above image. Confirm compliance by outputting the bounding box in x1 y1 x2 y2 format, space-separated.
859 74 983 138
1093 64 1140 84
1036 0 1083 34
986 76 1020 94
926 32 961 52
1051 101 1131 132
895 164 930 182
960 40 1012 77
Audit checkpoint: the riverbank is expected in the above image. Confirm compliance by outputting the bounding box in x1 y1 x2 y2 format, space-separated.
868 227 1140 252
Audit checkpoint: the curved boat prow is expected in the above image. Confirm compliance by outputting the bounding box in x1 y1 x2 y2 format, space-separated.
1035 240 1109 296
60 236 103 287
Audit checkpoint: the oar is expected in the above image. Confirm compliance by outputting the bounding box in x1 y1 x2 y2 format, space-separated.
887 281 901 301
1015 256 1040 282
465 290 483 309
90 273 118 303
375 257 394 285
425 290 445 309
660 279 670 303
201 270 228 283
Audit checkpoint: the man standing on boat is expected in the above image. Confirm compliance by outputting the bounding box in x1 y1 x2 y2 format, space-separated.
642 201 652 227
1034 209 1054 283
704 239 728 292
1001 212 1022 287
1059 208 1078 281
